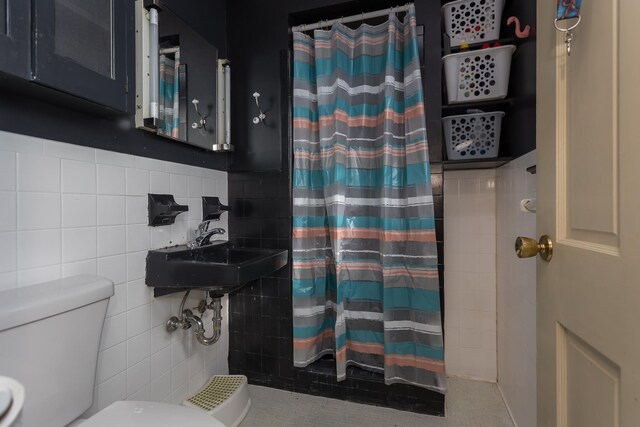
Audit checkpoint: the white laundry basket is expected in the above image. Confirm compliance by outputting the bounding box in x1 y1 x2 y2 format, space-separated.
442 0 505 47
443 111 504 160
443 45 516 104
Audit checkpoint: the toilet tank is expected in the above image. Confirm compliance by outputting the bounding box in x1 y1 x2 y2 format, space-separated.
0 275 114 427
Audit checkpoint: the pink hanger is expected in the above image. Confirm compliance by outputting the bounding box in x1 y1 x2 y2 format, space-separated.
507 16 531 39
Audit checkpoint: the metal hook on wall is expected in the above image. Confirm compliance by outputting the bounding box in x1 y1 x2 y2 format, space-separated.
191 99 208 130
252 92 266 125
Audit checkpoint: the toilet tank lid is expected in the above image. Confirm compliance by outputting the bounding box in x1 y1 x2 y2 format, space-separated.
0 275 114 332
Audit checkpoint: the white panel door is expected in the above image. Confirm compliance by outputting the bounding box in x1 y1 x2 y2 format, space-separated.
536 0 640 425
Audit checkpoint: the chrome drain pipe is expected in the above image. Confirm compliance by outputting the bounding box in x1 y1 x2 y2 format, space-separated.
166 291 223 346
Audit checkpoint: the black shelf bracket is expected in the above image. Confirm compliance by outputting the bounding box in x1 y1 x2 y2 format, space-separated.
202 196 229 221
148 194 188 226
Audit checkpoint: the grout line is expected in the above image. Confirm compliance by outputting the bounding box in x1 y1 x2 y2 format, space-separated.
496 382 519 427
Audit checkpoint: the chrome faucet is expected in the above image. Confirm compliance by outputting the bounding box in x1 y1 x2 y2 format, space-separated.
187 219 226 249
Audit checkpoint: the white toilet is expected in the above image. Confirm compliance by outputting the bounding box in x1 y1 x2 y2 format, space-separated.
0 275 225 427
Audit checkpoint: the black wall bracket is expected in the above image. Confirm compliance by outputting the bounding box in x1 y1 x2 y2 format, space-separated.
148 194 188 226
202 196 228 221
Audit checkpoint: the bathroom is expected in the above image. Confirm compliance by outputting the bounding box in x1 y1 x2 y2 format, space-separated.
0 0 636 426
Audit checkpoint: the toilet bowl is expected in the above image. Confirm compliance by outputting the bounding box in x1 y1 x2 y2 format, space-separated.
0 377 24 427
0 276 226 427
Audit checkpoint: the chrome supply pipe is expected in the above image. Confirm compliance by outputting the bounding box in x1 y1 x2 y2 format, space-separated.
183 299 222 346
214 59 232 151
148 7 159 120
224 65 231 144
166 292 223 346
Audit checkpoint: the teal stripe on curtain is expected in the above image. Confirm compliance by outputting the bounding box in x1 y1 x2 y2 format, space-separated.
293 164 431 188
293 216 436 230
292 5 447 393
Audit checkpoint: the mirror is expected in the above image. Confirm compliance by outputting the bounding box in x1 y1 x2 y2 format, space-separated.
135 1 218 151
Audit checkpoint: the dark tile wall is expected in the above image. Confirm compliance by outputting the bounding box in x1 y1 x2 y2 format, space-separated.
226 0 446 416
228 171 295 388
227 166 444 415
432 164 445 326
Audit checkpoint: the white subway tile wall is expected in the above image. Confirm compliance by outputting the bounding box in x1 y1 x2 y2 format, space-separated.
0 131 230 416
496 151 537 427
444 169 497 382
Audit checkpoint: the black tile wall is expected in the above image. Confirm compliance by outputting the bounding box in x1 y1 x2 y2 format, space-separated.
431 165 445 328
226 0 446 417
228 167 445 416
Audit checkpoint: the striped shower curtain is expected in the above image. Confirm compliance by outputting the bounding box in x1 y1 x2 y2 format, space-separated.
292 5 446 393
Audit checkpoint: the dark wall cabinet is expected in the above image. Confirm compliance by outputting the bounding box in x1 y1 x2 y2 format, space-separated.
0 0 30 79
0 0 129 113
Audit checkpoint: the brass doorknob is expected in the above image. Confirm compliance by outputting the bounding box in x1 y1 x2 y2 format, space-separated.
515 235 553 262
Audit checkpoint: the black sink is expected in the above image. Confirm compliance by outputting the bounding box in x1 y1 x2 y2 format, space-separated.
146 241 288 296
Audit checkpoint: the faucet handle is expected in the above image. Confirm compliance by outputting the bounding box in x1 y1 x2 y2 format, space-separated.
197 219 217 235
199 228 225 247
209 227 226 235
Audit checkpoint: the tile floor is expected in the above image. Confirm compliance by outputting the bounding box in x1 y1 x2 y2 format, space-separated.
241 378 514 426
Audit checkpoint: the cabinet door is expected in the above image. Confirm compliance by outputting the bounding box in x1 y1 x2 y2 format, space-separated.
32 0 129 112
0 0 30 78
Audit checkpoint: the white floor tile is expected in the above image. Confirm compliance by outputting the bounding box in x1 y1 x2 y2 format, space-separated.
241 378 513 427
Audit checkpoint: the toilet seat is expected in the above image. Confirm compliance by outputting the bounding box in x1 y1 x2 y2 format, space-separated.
79 401 225 427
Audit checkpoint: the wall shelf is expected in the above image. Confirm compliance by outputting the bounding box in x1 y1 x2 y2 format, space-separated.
442 37 520 55
443 157 514 171
442 98 514 116
439 0 536 163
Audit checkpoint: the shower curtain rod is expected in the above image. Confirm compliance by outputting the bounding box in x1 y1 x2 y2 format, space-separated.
290 3 413 33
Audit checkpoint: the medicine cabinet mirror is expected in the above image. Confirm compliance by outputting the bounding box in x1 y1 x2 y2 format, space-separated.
135 0 231 152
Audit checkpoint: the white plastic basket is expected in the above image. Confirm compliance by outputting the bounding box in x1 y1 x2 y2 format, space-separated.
443 45 516 104
442 0 504 47
443 111 504 160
